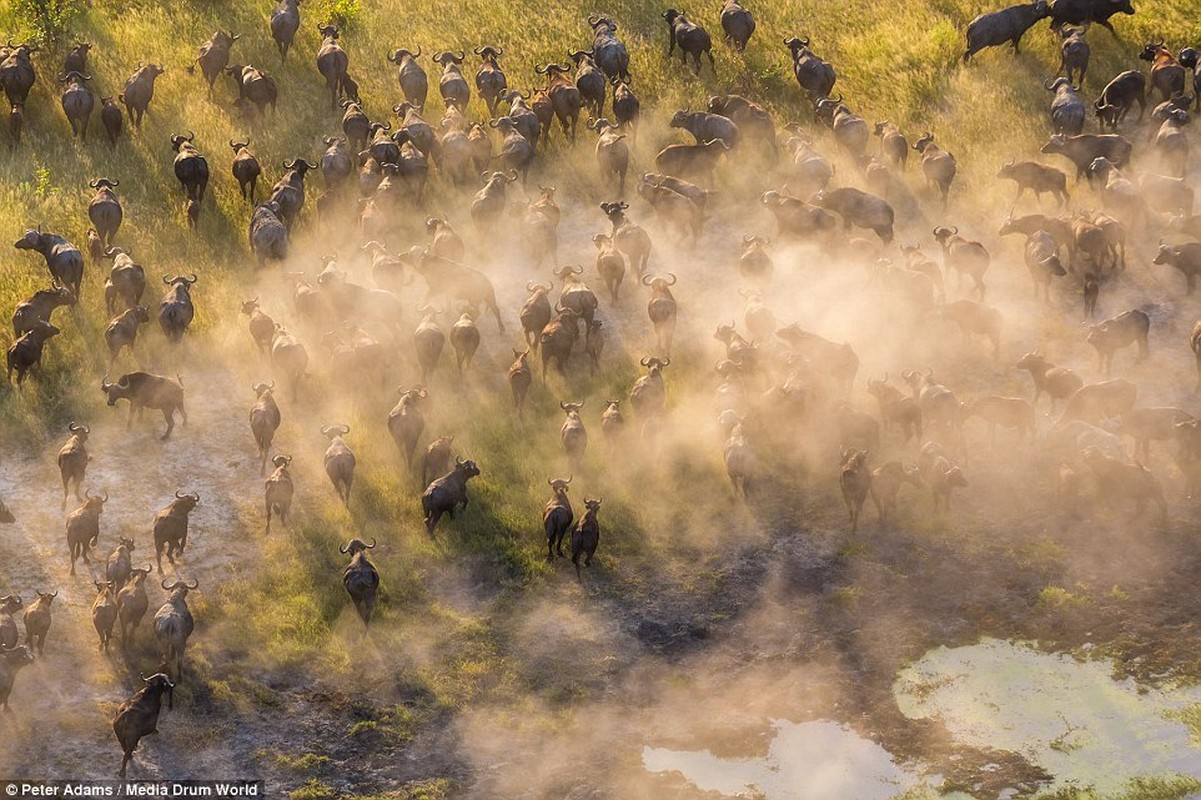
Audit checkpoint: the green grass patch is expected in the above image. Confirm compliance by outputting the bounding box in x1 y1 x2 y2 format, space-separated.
1037 585 1089 611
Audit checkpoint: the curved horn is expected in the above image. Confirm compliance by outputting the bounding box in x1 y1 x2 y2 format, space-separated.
175 490 185 499
161 579 173 590
641 274 654 286
339 541 350 553
186 579 199 589
162 274 173 284
664 273 677 286
367 537 377 548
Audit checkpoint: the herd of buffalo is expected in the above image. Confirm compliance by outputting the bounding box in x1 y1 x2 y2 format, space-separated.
0 0 1199 782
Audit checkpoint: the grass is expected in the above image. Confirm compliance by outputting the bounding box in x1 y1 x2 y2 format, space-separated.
4 0 1201 794
343 781 455 800
1037 584 1089 611
264 750 332 772
289 779 338 800
1034 775 1201 800
0 0 1193 434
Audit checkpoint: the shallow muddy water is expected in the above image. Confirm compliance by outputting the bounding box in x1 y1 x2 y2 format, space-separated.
642 639 1201 799
642 718 934 799
896 639 1201 795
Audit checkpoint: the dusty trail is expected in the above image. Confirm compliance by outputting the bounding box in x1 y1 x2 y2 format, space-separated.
0 360 267 778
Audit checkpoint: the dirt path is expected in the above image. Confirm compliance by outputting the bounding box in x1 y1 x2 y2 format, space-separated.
0 360 269 778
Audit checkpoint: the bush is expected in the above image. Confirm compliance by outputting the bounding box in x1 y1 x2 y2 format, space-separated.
11 0 84 45
311 0 360 29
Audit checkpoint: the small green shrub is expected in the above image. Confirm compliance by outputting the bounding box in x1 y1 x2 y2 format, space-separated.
11 0 83 45
311 0 360 28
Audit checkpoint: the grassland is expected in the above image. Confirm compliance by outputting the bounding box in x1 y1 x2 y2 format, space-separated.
3 0 1201 797
0 0 1195 426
